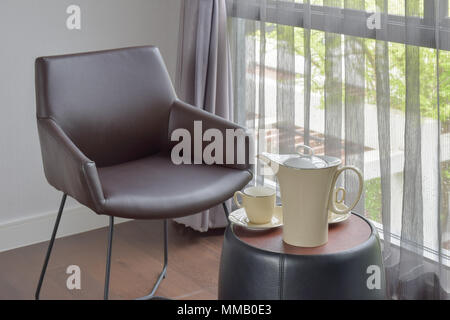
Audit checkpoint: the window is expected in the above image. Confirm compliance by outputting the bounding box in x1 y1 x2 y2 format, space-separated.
226 0 450 261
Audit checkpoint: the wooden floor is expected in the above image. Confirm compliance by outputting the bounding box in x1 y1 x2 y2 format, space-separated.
0 220 225 300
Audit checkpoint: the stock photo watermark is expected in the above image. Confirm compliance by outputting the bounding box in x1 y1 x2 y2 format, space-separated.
366 265 382 290
66 4 81 30
366 12 381 30
63 5 381 32
169 121 288 176
170 121 251 166
170 121 319 177
66 265 81 290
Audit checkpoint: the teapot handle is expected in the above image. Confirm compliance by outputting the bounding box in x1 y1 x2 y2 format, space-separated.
295 144 314 156
328 166 363 215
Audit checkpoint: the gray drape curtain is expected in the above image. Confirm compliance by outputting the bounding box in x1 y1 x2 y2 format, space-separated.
227 0 449 299
174 0 233 231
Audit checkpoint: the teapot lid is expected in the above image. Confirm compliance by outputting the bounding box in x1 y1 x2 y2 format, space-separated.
283 145 341 169
261 144 341 169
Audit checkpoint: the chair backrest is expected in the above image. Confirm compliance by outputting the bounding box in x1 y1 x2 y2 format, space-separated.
35 46 176 167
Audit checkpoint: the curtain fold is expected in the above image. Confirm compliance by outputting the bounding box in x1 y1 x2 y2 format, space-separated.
324 1 343 160
344 0 366 214
375 0 392 259
174 0 232 231
398 0 425 299
303 0 312 147
227 0 450 299
276 0 296 154
256 0 268 186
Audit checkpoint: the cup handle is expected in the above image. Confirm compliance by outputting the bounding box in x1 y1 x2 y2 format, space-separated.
233 191 244 208
328 166 363 215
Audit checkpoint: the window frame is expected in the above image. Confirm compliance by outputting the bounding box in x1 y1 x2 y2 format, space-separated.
226 0 450 51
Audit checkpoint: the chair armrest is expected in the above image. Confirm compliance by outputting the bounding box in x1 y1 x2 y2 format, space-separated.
37 118 105 212
168 100 253 170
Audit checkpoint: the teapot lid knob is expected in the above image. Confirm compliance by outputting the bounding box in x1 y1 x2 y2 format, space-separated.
283 145 341 169
295 144 314 156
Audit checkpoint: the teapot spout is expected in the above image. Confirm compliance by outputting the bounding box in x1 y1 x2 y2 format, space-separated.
257 152 287 176
257 152 290 167
256 153 273 166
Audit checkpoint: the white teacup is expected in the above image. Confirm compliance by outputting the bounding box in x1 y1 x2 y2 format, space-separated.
233 186 276 224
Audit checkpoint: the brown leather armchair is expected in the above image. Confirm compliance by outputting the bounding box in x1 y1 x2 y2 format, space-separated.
34 46 252 300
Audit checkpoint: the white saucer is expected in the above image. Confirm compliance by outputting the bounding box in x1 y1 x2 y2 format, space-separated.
328 211 351 224
328 202 351 224
229 205 350 229
228 206 283 230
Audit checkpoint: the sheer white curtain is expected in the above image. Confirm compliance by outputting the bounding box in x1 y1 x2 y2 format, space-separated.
227 0 450 299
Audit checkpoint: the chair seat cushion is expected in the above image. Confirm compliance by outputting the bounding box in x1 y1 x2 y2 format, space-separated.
97 153 252 219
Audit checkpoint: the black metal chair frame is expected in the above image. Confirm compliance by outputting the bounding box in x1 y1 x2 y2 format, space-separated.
35 193 230 300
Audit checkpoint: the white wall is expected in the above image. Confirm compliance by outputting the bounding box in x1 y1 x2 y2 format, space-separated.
0 0 181 251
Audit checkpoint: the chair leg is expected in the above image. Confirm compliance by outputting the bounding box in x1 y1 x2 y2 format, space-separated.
35 194 170 300
222 202 230 219
35 193 67 300
104 216 114 300
136 219 168 300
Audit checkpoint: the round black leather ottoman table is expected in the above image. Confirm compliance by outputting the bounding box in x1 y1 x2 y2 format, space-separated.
218 213 386 300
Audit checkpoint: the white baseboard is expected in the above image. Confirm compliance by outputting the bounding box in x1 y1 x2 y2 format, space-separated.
0 206 130 253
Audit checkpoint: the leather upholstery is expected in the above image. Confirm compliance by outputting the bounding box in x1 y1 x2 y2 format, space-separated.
218 214 386 300
98 153 251 219
169 100 251 170
37 118 105 213
35 46 252 219
36 46 176 167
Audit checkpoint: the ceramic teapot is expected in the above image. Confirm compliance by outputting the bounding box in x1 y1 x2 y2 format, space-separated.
258 145 363 247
